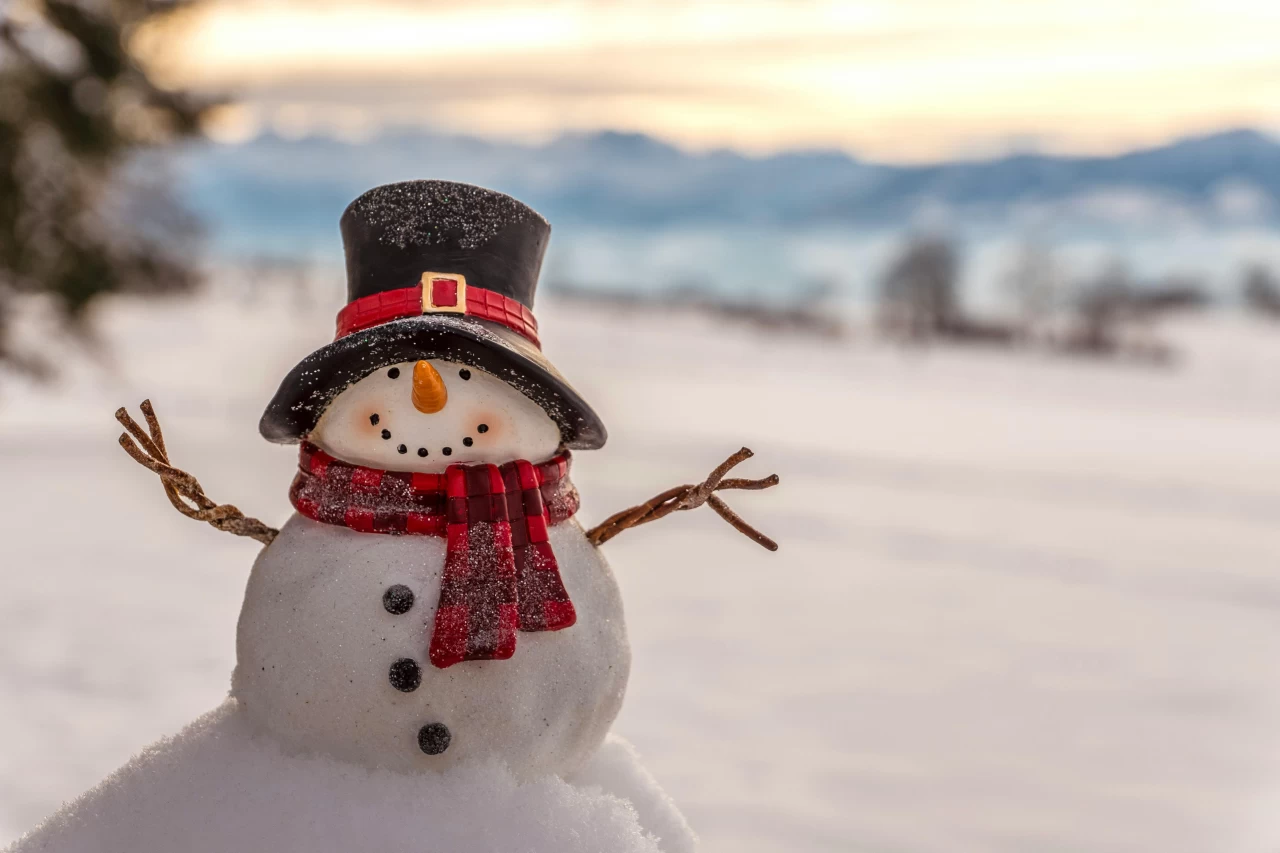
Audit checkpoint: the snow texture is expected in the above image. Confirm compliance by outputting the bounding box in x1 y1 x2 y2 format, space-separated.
6 700 694 853
343 180 544 251
234 515 629 777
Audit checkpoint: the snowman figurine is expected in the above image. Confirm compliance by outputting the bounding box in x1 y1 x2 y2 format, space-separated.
10 180 777 853
239 180 628 776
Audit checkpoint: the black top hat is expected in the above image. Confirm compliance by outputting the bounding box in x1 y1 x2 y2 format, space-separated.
259 180 607 449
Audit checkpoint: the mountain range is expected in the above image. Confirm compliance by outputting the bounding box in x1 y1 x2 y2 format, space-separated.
171 127 1280 257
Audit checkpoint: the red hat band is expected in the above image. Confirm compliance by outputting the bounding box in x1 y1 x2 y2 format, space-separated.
335 272 541 349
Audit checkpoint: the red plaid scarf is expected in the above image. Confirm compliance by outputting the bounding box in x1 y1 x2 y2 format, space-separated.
290 442 579 668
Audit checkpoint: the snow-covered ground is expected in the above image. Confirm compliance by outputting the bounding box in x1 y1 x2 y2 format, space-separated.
4 283 1280 852
9 702 694 853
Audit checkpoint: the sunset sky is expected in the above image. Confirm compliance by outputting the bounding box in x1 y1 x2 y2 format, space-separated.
139 0 1280 161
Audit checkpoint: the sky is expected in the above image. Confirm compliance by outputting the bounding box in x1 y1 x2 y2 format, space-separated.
138 0 1280 162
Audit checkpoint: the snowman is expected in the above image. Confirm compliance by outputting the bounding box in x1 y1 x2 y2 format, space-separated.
238 180 630 777
9 180 776 853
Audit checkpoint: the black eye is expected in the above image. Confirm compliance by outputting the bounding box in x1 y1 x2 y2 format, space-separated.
476 424 489 433
369 413 380 425
387 367 401 379
458 369 471 380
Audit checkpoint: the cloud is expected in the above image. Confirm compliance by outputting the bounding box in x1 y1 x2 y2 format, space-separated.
140 0 1280 160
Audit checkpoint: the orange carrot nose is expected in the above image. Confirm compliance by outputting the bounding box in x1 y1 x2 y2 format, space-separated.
411 360 447 414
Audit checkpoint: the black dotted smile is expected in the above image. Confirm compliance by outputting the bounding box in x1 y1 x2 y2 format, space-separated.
367 393 481 460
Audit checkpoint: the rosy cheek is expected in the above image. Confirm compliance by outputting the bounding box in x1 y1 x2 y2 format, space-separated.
469 409 503 442
353 410 382 439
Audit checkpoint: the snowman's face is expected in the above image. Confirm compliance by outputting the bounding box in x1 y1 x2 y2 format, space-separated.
308 359 561 472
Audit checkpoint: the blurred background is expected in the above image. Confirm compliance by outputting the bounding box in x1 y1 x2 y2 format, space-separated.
4 1 1280 851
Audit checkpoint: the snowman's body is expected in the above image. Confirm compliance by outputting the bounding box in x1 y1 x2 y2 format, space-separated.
232 514 629 777
231 358 631 778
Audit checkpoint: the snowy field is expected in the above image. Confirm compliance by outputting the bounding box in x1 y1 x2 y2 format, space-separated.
4 283 1280 852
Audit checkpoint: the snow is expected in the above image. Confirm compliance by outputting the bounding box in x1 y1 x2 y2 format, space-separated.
8 700 693 853
5 282 1280 851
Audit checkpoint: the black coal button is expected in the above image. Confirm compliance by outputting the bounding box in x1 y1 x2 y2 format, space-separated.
418 722 451 755
382 585 414 615
389 658 421 692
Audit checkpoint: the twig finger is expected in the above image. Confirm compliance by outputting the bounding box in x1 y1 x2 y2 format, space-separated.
716 475 780 491
705 447 753 488
115 409 166 463
707 494 779 552
139 399 169 460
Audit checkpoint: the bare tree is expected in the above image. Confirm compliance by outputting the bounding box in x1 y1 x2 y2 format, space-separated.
877 236 959 342
1242 264 1280 318
1060 261 1192 364
0 0 216 374
1065 261 1132 356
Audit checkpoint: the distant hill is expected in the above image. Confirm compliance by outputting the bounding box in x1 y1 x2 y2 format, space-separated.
170 127 1280 256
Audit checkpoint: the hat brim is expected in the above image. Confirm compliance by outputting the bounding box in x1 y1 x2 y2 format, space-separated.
259 315 607 450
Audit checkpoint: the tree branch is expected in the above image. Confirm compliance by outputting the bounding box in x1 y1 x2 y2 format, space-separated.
115 399 278 546
585 448 779 551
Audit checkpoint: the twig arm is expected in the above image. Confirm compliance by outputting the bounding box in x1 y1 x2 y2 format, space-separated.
115 400 279 546
584 449 779 551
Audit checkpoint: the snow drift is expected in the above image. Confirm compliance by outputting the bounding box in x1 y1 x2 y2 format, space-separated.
6 699 694 853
